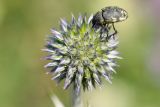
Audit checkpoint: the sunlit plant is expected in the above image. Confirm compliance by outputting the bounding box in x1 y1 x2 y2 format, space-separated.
42 6 128 107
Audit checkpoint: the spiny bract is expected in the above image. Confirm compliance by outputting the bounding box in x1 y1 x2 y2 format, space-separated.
43 14 121 93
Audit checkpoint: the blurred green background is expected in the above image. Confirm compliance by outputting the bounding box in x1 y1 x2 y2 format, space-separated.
0 0 160 107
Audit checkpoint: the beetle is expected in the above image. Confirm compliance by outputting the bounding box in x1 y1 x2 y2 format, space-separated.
92 6 128 39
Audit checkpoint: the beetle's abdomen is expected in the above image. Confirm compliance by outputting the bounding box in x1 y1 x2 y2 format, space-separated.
102 6 128 23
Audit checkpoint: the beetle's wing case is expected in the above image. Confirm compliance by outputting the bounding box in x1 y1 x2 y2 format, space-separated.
101 6 119 23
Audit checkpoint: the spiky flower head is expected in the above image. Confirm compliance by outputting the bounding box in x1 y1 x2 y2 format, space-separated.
43 14 121 93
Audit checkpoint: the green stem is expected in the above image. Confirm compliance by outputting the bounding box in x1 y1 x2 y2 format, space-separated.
72 89 82 107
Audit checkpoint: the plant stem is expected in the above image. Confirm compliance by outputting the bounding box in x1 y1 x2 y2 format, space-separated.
72 89 82 107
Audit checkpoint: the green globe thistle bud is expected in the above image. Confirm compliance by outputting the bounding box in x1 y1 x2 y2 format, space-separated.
43 14 121 94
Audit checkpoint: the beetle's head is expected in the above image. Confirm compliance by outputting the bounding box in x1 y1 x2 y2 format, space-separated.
92 11 104 29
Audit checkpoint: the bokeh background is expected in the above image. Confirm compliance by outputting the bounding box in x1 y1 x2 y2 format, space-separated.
0 0 160 107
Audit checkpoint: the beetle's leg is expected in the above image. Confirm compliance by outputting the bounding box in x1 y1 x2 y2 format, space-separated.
99 23 105 39
99 22 107 39
113 23 118 35
108 23 118 39
106 24 109 38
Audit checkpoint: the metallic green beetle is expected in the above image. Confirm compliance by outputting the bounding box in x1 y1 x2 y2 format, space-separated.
92 6 128 38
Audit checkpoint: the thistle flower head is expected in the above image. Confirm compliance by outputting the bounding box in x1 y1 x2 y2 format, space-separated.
43 14 121 93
